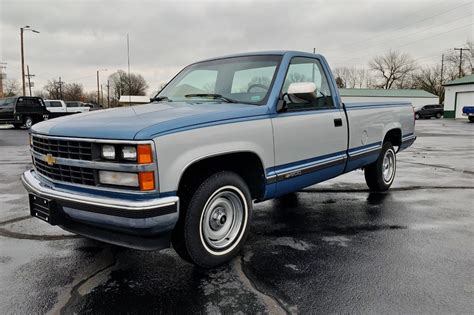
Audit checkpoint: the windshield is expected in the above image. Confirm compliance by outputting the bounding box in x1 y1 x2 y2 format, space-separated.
157 55 282 105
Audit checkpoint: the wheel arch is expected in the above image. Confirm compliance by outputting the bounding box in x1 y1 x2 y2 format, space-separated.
383 127 402 147
177 150 267 202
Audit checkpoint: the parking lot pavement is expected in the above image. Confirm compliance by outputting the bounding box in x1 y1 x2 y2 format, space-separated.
0 119 473 314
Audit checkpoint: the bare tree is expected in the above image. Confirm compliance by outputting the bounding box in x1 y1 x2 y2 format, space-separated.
369 50 417 89
63 83 84 101
4 79 20 96
109 70 149 100
333 67 372 88
43 79 62 99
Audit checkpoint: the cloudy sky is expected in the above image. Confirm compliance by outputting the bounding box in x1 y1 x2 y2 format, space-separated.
0 0 472 95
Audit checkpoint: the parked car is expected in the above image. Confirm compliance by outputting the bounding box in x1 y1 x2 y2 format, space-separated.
462 106 474 122
0 96 49 129
22 51 416 268
415 104 443 119
83 103 102 111
45 100 90 118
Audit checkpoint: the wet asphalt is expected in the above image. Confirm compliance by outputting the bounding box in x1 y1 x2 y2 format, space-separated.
0 119 473 314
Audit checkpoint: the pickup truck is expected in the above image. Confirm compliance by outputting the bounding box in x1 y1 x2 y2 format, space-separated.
0 96 49 129
462 106 474 122
44 99 90 118
22 51 416 268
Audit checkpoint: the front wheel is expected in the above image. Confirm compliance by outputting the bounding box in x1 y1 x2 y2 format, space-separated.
415 113 420 120
364 142 396 191
172 171 252 268
469 116 474 123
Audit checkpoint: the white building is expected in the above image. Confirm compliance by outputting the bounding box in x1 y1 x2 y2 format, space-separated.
443 74 474 119
339 88 439 110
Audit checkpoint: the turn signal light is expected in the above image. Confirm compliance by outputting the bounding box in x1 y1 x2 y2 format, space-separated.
139 171 155 191
137 144 153 164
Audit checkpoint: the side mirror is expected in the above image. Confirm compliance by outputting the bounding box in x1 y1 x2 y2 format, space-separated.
287 82 317 102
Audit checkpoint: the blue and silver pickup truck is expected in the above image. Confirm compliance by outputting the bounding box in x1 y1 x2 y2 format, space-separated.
22 51 416 267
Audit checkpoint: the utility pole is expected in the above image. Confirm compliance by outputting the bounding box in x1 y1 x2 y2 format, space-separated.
0 62 6 98
454 48 470 78
26 65 35 96
106 80 110 108
20 28 25 96
57 77 64 100
101 84 104 106
20 26 39 96
440 54 444 85
96 70 100 105
440 54 444 104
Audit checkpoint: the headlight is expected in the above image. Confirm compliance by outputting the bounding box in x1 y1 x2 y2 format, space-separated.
122 146 137 161
102 145 116 160
99 171 138 187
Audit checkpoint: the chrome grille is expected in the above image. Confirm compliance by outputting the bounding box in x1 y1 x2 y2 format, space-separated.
32 136 93 161
33 157 96 186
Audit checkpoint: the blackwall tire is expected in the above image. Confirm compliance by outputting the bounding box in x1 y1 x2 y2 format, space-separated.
364 142 396 192
172 171 252 268
24 116 33 129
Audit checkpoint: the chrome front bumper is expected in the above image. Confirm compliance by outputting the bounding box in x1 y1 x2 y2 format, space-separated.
21 169 180 250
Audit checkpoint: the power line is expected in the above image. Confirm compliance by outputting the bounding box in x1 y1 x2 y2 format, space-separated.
331 13 473 63
331 23 472 66
325 1 473 54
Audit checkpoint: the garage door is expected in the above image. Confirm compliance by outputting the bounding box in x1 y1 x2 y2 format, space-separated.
456 92 474 118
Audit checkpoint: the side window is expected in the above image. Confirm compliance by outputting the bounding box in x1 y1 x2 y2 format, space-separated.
282 57 333 111
50 101 62 107
171 70 218 97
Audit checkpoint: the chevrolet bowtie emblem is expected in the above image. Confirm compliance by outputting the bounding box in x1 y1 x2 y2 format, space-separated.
45 154 56 166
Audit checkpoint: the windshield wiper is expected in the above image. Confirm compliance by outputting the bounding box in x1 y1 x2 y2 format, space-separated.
150 96 171 102
184 94 237 103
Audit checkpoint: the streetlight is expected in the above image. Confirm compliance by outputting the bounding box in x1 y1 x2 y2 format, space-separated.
20 25 39 96
96 69 107 106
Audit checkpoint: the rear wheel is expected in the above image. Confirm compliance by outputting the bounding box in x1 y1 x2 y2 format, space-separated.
364 142 396 191
24 116 33 129
415 113 420 120
435 112 442 119
469 116 474 123
172 171 252 268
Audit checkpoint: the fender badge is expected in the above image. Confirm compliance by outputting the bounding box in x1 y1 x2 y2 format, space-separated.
45 154 56 166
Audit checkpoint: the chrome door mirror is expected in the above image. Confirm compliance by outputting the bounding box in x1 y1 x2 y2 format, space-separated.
287 82 317 102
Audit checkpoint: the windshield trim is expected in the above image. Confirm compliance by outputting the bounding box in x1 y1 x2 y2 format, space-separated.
155 54 283 106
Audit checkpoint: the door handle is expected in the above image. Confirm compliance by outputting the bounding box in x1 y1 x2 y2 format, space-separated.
334 118 343 127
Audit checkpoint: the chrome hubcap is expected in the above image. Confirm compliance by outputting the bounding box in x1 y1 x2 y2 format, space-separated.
201 189 245 251
382 149 395 183
25 119 32 128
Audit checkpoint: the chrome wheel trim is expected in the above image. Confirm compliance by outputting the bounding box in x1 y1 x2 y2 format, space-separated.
382 149 396 184
25 118 33 129
199 185 248 256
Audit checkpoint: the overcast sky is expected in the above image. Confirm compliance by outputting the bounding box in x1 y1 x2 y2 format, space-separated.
0 0 472 95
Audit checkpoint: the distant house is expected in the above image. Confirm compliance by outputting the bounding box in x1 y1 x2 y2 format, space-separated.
118 95 150 106
339 88 439 110
443 74 474 119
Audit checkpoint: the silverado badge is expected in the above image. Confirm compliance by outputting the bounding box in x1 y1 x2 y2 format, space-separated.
45 154 56 166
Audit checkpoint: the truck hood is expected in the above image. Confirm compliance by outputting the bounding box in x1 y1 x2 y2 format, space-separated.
31 102 271 140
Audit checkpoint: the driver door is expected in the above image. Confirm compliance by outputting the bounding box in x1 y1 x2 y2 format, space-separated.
271 57 347 196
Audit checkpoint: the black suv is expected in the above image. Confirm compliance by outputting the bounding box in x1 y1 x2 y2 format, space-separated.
0 96 49 129
415 104 444 119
